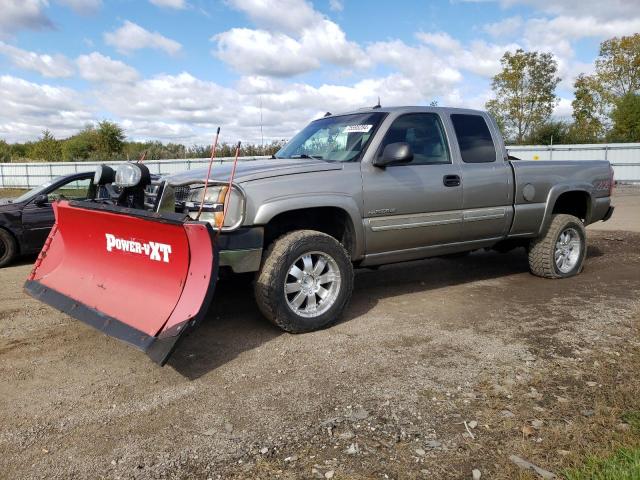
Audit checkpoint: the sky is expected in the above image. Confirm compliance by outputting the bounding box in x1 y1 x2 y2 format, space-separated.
0 0 639 145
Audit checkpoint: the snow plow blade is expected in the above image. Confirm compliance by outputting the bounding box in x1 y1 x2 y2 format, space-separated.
24 200 218 366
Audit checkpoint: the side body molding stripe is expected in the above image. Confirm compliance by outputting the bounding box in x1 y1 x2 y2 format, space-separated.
367 206 508 232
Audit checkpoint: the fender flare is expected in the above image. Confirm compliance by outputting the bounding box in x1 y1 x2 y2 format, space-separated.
538 184 594 236
252 193 365 260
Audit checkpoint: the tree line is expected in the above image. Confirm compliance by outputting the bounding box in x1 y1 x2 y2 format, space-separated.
0 121 285 163
486 33 640 145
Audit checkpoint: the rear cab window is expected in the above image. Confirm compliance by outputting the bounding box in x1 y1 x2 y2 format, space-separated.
450 114 497 163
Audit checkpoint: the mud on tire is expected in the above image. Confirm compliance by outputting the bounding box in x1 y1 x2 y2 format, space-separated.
528 214 586 279
254 230 354 333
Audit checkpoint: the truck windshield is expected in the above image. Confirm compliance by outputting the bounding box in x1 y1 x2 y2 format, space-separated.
275 112 386 162
12 178 59 203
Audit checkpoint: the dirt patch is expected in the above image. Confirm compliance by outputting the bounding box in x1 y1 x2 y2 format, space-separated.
0 228 638 479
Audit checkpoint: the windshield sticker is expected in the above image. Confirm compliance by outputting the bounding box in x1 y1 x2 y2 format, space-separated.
343 124 373 133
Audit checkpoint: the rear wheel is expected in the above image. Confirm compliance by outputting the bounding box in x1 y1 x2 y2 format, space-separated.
254 230 354 333
528 214 586 279
0 229 17 268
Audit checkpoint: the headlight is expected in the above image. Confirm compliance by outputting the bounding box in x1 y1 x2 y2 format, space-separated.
184 185 245 230
94 165 115 185
115 163 150 188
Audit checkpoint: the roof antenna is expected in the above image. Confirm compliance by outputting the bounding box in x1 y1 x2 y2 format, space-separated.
373 96 381 109
324 111 332 117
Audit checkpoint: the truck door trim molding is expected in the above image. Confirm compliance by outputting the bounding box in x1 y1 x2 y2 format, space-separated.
367 210 462 232
463 207 507 222
366 206 507 232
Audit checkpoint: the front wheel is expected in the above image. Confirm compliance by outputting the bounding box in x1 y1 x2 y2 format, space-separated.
528 214 586 279
254 230 354 333
0 229 17 268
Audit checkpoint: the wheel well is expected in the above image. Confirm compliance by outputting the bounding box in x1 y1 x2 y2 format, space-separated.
552 191 591 222
263 207 356 257
0 226 19 254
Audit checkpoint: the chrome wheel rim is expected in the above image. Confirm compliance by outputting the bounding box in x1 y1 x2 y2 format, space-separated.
284 251 341 318
555 227 581 273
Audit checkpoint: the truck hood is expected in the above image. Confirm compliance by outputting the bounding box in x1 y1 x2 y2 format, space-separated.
165 158 343 185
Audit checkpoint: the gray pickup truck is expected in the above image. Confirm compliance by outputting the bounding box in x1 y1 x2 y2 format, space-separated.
25 106 616 365
158 106 614 333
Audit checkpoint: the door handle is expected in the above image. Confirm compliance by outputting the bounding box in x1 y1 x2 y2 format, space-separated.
443 175 461 187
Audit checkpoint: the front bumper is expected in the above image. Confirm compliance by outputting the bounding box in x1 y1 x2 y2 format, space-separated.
217 227 264 273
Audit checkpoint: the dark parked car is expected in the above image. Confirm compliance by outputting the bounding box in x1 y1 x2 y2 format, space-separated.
0 172 95 267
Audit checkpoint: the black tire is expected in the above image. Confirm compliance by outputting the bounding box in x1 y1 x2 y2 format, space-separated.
0 228 17 268
254 230 354 333
528 214 586 279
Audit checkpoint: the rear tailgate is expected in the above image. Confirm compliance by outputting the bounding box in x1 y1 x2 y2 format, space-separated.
25 200 218 365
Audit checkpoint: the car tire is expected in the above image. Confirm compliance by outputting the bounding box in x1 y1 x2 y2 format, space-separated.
0 228 17 268
254 230 354 333
528 214 586 279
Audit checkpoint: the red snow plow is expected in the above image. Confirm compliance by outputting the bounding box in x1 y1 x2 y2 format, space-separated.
24 200 218 365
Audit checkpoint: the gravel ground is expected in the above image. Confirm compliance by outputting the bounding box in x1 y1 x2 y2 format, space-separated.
0 189 638 479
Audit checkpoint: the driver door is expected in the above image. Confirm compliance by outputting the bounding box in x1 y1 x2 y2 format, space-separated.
22 176 92 251
361 112 463 259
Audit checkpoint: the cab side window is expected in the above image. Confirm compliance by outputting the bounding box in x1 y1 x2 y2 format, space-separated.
378 113 450 165
48 178 91 201
450 114 497 163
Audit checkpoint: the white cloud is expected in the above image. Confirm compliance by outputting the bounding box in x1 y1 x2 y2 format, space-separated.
225 0 319 35
483 16 523 37
416 32 461 52
213 0 368 77
214 28 319 77
76 52 139 83
56 0 102 14
0 41 75 77
0 75 93 141
0 0 52 35
501 0 640 20
553 97 573 118
329 0 343 12
149 0 187 9
104 20 182 56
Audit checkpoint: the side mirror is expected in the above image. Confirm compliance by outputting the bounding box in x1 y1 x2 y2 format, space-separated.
374 142 413 167
33 194 48 206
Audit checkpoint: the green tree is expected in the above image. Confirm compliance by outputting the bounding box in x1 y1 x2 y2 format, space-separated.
595 34 640 98
527 120 571 145
609 93 640 142
29 130 62 162
94 121 125 159
571 74 607 142
572 34 640 142
10 143 28 160
486 49 561 143
62 126 97 161
0 140 11 162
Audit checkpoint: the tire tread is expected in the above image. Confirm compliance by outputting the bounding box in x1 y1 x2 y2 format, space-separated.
528 214 585 279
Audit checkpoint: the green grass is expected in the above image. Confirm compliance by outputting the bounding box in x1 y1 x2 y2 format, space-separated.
0 188 27 198
564 448 640 480
564 411 640 480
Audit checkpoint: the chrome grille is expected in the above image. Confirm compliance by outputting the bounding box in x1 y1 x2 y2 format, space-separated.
174 186 191 202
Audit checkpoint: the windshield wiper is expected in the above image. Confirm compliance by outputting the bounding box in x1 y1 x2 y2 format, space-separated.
290 154 324 159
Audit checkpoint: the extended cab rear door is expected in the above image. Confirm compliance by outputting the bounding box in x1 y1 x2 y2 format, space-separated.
447 112 513 242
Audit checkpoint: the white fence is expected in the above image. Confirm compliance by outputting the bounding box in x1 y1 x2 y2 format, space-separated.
0 156 270 189
506 143 640 183
0 143 639 188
